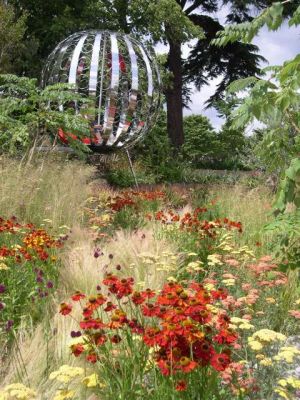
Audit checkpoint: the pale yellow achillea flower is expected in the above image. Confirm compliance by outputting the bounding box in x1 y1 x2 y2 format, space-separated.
278 377 300 389
230 317 254 330
274 347 300 363
207 254 223 266
203 283 216 291
222 278 236 287
49 365 84 383
0 383 36 399
0 263 9 271
248 338 263 351
252 329 286 343
265 297 276 304
259 357 272 366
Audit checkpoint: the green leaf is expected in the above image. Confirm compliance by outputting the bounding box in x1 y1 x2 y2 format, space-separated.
227 76 258 93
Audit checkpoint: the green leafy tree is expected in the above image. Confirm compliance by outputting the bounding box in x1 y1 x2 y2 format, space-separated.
0 2 27 73
0 74 92 156
213 1 300 270
182 114 220 168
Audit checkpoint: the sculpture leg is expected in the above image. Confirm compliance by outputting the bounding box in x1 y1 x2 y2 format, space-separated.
125 149 139 189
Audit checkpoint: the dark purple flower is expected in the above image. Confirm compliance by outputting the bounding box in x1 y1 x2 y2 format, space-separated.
109 254 114 260
0 284 6 294
116 264 121 271
6 319 14 331
36 276 43 283
47 281 54 289
94 248 103 258
71 330 82 338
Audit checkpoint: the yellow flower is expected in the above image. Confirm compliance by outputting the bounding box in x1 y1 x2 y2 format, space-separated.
230 317 254 330
207 254 222 266
274 346 300 363
265 297 276 304
259 357 272 366
0 383 36 399
204 283 216 291
294 299 300 306
0 263 9 271
53 390 75 400
248 339 263 351
274 388 289 399
49 365 84 383
239 322 254 330
82 373 99 388
222 278 235 287
252 329 286 343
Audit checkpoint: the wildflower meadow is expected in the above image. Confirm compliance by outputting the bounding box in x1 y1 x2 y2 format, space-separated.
1 1 300 399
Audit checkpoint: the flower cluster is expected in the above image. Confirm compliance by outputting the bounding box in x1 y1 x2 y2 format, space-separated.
148 209 242 238
61 274 240 391
0 217 63 263
0 383 36 399
108 190 165 212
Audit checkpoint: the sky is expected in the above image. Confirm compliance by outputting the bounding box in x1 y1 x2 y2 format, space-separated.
155 7 300 130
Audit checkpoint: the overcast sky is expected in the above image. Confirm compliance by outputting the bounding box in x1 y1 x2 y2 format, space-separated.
155 9 300 130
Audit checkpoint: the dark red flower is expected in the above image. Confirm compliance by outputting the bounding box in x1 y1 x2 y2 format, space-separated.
175 380 187 392
210 353 231 371
59 302 72 316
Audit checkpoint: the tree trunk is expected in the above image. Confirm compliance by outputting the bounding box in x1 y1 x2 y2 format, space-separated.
165 39 184 147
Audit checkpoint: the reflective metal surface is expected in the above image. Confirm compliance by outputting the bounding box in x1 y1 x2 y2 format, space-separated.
42 30 161 151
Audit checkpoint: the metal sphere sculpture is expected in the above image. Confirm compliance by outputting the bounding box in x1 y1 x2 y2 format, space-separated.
42 30 161 151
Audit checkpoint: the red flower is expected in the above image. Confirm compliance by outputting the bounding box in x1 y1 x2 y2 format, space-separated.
110 334 122 344
140 288 156 299
70 344 84 357
143 327 161 346
132 291 146 305
71 291 86 301
142 303 160 317
210 353 231 371
177 356 198 373
157 359 170 376
175 380 187 392
104 301 116 312
86 352 97 363
213 329 238 345
59 302 72 316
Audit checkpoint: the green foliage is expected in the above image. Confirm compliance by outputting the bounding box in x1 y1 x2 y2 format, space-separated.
133 111 186 182
212 2 287 46
0 74 92 157
0 3 27 74
182 113 248 170
213 1 300 270
105 168 156 188
182 115 219 167
265 210 300 271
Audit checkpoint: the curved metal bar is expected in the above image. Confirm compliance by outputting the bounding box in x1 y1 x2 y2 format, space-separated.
69 34 88 85
138 44 153 97
112 36 139 146
103 33 119 144
89 33 102 95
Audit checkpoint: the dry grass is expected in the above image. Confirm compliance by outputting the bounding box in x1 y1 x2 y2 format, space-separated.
208 184 274 247
0 155 95 229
